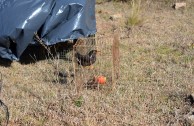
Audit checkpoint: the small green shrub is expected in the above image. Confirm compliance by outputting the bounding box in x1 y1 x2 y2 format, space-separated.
74 96 84 107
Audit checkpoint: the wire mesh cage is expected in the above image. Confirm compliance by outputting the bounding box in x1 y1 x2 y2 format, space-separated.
53 35 120 92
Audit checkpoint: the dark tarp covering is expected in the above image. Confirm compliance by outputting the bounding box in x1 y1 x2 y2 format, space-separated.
0 0 96 60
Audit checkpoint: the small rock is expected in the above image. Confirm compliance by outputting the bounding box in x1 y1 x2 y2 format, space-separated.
188 115 194 121
109 14 122 21
172 2 186 9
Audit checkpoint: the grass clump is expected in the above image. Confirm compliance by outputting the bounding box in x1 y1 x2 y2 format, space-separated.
96 0 132 4
156 46 182 56
74 96 84 107
125 0 143 28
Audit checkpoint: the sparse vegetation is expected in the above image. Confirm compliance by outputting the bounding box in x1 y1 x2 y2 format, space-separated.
0 0 194 125
125 0 143 28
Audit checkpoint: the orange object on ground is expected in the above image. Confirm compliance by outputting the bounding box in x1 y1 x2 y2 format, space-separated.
96 76 106 84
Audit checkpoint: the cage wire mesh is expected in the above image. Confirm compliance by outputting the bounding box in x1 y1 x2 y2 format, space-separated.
50 44 75 85
52 36 119 91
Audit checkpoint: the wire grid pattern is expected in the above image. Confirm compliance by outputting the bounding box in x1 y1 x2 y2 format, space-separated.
54 37 115 90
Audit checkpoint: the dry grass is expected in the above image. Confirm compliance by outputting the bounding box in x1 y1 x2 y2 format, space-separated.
0 1 194 125
125 0 143 28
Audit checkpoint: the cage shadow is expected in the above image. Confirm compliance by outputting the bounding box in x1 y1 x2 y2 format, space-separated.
0 58 12 67
19 41 76 64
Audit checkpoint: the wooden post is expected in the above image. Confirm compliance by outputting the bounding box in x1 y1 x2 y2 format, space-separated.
112 34 120 90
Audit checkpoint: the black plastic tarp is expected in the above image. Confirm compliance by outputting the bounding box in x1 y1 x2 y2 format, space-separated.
0 0 96 60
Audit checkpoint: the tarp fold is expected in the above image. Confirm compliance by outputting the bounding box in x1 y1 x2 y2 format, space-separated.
0 0 96 60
